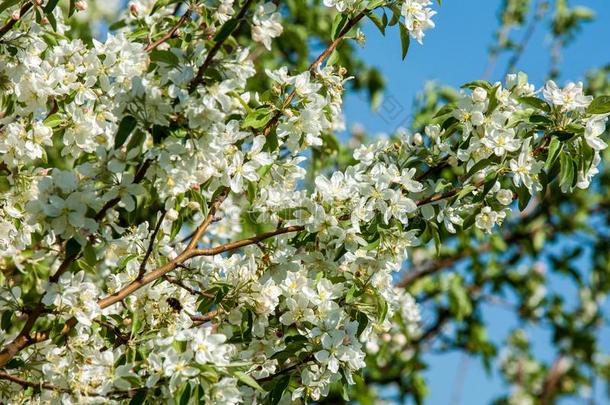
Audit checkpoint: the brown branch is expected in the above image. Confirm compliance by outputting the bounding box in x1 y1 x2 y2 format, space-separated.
261 11 366 137
138 210 166 278
310 11 365 71
164 274 215 298
0 370 60 391
99 224 302 309
0 2 32 40
540 354 567 405
256 354 315 383
0 370 144 398
190 225 304 257
504 0 547 78
188 0 255 92
144 9 193 52
95 160 151 221
190 309 223 323
0 160 151 367
411 308 451 346
98 188 229 309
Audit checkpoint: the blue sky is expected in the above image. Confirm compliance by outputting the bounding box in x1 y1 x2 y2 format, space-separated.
341 1 610 404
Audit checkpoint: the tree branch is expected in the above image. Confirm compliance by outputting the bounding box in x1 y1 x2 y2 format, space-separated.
188 0 255 92
138 210 166 278
540 354 567 405
0 2 32 40
0 370 60 391
144 9 193 52
261 10 366 137
0 160 151 367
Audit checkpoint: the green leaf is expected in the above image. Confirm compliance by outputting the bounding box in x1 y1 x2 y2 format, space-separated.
242 107 273 129
399 24 410 60
356 311 368 337
129 390 146 405
433 103 456 119
131 310 143 336
545 137 561 170
461 80 492 91
178 383 191 405
464 155 500 179
65 237 82 256
586 96 610 114
367 0 385 9
549 130 575 142
457 185 476 200
214 18 239 42
326 50 340 66
68 0 76 17
268 375 290 405
331 13 348 40
46 11 57 31
114 115 138 149
486 84 501 114
150 49 179 66
388 4 401 25
376 294 388 322
108 19 127 31
43 0 60 13
367 11 386 35
559 152 574 188
448 278 472 320
0 0 20 15
1 310 12 331
462 212 477 230
516 185 531 211
43 113 63 128
518 96 551 113
234 371 264 392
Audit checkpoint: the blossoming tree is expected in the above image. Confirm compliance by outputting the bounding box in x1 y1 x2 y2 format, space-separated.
0 0 609 403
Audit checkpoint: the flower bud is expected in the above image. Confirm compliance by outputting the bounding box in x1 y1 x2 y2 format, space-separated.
425 124 441 140
413 132 423 146
473 171 485 183
128 2 138 15
496 189 513 205
472 87 487 103
355 30 366 47
187 201 201 211
393 333 407 346
166 208 179 221
75 0 87 11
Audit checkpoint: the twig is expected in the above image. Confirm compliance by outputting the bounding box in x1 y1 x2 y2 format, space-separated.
190 309 223 323
504 0 547 78
0 2 32 40
256 354 315 383
0 370 61 391
137 210 166 278
190 225 304 257
540 354 567 404
261 10 366 137
95 160 151 221
144 9 193 52
164 274 215 298
188 0 255 92
97 188 230 309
